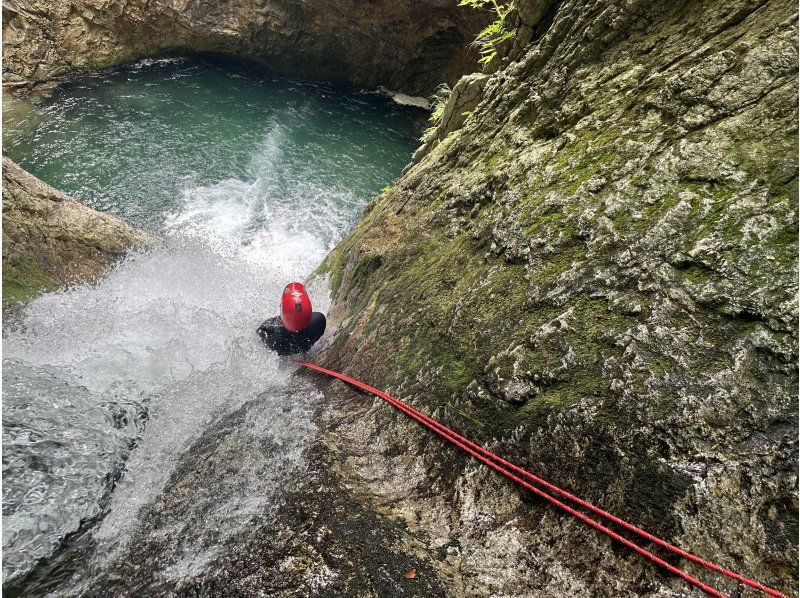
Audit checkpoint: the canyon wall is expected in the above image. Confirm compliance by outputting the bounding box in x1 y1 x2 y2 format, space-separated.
2 0 486 95
316 0 799 594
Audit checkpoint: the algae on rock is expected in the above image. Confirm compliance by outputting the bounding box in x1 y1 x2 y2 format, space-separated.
316 0 799 594
2 157 157 306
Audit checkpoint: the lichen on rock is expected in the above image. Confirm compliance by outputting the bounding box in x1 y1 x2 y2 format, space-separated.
315 0 798 594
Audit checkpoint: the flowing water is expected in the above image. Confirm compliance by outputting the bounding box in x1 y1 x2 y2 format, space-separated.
2 55 419 590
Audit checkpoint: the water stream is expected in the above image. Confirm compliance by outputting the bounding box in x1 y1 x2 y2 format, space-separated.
2 55 419 590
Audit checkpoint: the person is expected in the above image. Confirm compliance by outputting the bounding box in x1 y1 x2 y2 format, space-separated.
257 282 326 356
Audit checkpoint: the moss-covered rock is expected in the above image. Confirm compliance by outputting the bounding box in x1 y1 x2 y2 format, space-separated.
316 0 798 594
2 157 158 307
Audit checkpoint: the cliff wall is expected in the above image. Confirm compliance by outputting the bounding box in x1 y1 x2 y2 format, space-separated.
2 0 486 95
316 0 799 594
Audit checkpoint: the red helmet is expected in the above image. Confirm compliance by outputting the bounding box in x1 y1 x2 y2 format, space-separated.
281 282 312 332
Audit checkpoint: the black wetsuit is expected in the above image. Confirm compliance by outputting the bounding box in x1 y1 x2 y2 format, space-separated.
257 312 326 356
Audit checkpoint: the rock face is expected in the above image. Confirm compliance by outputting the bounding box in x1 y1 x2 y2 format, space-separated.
2 0 486 96
2 157 157 305
316 0 799 595
51 382 462 597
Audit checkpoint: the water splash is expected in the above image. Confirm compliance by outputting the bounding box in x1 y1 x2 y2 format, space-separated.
2 56 418 588
2 359 144 583
2 235 314 583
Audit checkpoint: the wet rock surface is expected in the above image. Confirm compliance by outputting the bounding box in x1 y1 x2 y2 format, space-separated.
2 0 797 596
2 157 157 306
1 0 486 96
35 379 455 597
316 0 799 595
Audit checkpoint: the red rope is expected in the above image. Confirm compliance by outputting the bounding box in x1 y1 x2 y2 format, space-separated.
294 358 789 598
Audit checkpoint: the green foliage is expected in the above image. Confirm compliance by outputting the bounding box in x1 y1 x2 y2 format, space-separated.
419 0 515 143
429 83 451 124
459 0 516 64
421 83 452 142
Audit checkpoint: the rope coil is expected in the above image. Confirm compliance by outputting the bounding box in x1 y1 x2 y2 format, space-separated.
294 358 789 598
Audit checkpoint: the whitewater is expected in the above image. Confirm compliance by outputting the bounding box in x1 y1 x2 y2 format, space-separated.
2 56 418 590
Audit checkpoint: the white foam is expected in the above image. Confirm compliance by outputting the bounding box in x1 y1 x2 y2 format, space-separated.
5 229 322 581
378 86 431 110
128 57 188 71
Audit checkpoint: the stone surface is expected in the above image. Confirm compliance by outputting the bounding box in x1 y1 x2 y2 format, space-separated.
49 381 459 597
315 0 799 595
2 157 157 305
3 0 798 595
414 72 489 159
1 0 487 96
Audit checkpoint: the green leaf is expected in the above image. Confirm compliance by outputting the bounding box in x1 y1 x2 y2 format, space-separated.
420 83 452 142
458 0 516 66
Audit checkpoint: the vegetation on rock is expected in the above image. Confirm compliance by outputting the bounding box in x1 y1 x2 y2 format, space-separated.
2 158 157 306
316 0 798 594
421 83 453 142
458 0 516 65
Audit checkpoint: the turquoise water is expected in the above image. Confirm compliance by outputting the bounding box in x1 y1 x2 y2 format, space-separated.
3 54 418 239
2 55 420 590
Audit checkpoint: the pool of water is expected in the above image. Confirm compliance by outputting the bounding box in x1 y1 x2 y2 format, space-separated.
2 55 420 590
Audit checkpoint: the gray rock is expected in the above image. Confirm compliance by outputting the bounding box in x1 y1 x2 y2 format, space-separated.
317 0 798 595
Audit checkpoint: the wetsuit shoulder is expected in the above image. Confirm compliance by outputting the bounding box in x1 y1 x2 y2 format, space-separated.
257 316 283 334
258 313 326 356
257 316 293 355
